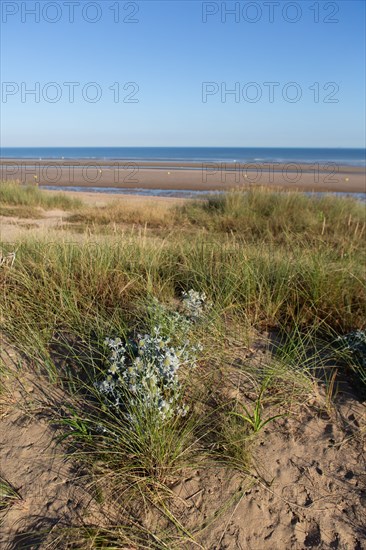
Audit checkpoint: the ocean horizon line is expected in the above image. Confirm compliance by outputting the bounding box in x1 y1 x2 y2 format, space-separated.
1 147 365 167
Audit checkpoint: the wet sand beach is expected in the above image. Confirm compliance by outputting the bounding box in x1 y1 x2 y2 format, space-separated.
1 159 365 193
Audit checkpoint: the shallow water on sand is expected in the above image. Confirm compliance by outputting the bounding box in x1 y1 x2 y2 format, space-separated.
42 185 366 201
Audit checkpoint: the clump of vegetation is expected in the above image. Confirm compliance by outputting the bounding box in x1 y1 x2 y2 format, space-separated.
64 187 366 246
0 477 21 515
52 294 211 498
0 180 82 210
230 379 285 434
177 187 366 242
68 198 175 227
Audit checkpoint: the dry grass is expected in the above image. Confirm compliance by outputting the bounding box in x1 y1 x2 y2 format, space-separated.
68 198 176 227
66 187 366 246
0 205 44 218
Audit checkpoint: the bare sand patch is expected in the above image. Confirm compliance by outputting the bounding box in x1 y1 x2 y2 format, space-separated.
0 209 71 242
0 341 95 549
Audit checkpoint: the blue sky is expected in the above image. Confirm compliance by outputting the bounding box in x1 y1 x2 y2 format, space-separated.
0 0 365 147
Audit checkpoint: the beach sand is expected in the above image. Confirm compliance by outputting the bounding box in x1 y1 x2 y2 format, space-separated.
1 160 365 193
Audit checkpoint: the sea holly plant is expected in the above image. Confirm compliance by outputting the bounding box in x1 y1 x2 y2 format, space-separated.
94 291 207 427
181 289 212 322
336 330 366 389
95 327 198 425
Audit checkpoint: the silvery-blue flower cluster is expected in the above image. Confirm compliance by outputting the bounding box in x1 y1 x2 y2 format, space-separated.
95 328 198 422
337 330 366 369
182 289 212 321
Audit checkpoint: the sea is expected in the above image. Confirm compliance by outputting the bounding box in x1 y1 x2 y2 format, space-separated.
1 147 365 167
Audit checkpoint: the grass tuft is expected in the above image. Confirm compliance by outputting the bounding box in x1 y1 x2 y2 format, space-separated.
0 180 82 210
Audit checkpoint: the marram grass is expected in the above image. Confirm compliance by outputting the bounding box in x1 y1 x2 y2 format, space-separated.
0 180 82 210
